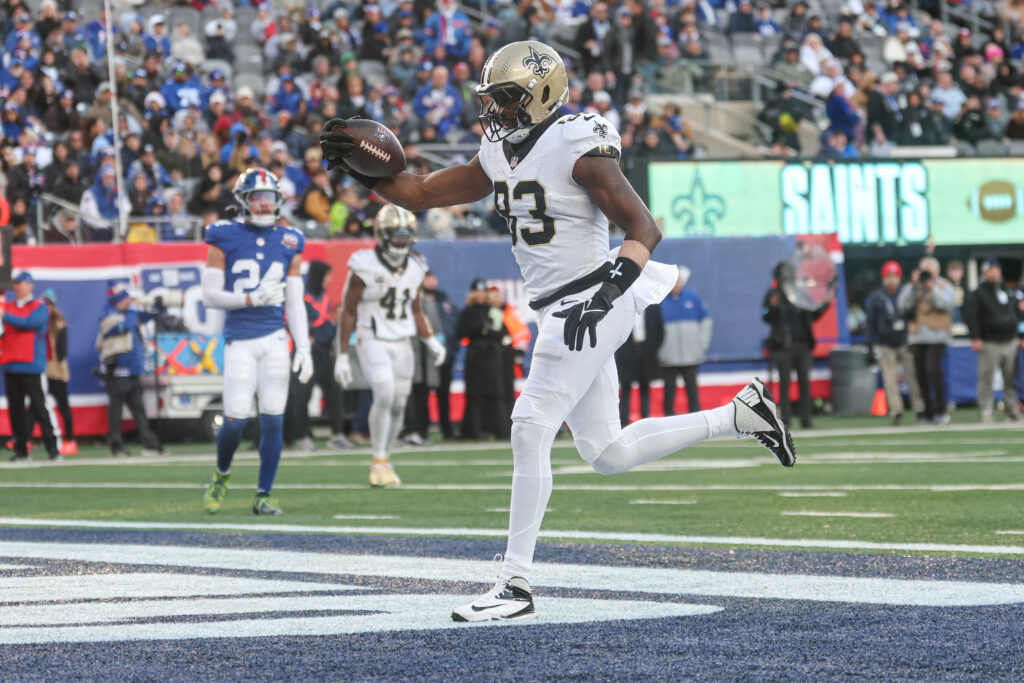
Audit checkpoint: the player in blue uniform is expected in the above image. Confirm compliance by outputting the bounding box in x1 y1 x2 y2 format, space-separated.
200 168 313 515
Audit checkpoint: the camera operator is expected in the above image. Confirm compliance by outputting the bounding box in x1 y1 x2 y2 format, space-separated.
96 286 166 457
898 257 956 425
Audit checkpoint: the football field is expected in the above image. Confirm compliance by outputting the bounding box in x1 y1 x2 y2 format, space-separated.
2 418 1023 679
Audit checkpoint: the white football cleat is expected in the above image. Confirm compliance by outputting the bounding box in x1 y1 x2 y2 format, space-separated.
733 378 796 467
452 576 536 622
369 458 402 488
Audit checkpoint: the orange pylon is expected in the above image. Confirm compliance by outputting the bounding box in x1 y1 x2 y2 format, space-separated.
870 388 888 417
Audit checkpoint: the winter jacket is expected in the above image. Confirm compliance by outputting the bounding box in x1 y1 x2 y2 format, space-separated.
864 286 908 348
965 281 1023 343
898 279 955 345
658 287 712 367
762 288 827 351
1 298 49 374
97 305 154 377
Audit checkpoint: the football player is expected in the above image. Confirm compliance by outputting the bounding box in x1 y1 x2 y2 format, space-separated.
320 41 795 621
334 205 447 487
200 168 314 516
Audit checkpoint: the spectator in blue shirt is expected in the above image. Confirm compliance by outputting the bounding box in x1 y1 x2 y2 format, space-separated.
423 0 473 61
413 65 463 137
657 266 712 414
756 4 781 36
144 14 171 57
269 74 303 116
160 61 204 112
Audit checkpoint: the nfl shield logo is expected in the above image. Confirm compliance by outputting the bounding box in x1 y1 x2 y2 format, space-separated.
375 127 389 142
281 233 299 250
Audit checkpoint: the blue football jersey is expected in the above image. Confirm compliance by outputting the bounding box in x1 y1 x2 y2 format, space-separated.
205 220 305 342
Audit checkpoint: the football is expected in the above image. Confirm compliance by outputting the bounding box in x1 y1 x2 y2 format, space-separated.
967 180 1021 223
339 119 407 178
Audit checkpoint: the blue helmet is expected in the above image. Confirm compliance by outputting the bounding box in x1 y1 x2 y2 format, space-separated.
233 167 282 227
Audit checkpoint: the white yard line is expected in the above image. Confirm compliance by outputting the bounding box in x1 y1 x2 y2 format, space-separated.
995 530 1024 535
777 492 848 497
332 515 400 520
1 518 1021 555
1 482 1024 492
781 511 894 518
629 500 697 505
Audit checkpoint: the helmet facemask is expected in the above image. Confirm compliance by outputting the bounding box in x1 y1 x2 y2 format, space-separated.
240 189 281 227
478 84 535 143
380 227 413 265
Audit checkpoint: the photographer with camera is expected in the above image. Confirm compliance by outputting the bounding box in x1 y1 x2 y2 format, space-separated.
898 257 956 425
95 285 166 457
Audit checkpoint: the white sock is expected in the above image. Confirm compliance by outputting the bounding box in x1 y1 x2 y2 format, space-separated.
590 403 737 475
501 421 555 582
368 391 393 459
386 394 408 452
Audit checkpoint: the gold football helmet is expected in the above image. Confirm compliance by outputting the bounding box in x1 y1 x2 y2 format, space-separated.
476 41 569 142
374 204 418 265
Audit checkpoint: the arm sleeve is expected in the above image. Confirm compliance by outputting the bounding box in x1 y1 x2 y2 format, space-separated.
6 304 50 331
285 275 310 353
201 267 248 310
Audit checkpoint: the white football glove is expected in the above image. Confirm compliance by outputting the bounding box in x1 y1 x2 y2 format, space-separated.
249 281 285 307
425 336 446 367
334 353 353 388
292 348 313 383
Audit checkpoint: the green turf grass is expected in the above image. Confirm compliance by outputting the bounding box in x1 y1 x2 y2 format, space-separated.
2 418 1023 557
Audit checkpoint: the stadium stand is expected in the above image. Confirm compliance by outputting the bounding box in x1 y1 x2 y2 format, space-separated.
1 0 1022 243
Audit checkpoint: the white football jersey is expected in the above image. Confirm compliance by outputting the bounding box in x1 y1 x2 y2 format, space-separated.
347 248 428 341
477 113 622 302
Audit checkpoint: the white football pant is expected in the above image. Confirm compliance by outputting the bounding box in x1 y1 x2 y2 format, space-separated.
504 279 737 580
222 330 291 418
356 334 414 460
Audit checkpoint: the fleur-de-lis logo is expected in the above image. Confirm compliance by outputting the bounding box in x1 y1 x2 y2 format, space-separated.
593 121 608 138
522 45 554 77
671 171 726 236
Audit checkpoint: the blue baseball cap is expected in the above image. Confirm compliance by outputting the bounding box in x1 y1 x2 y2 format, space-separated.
13 271 34 284
210 68 225 80
132 68 147 79
373 21 389 34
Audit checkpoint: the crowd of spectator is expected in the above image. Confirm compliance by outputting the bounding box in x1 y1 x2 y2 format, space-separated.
755 1 1024 158
1 0 1023 244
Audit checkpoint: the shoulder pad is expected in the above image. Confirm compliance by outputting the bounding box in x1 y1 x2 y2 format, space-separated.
409 250 429 271
348 248 375 271
279 225 305 252
557 113 621 158
204 219 236 245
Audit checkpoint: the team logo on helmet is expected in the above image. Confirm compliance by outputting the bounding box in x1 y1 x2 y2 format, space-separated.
522 45 554 77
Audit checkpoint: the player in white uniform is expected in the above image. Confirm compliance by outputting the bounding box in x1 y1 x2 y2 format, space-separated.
320 41 796 620
334 205 446 487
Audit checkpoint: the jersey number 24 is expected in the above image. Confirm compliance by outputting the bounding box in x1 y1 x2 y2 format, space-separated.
493 180 555 247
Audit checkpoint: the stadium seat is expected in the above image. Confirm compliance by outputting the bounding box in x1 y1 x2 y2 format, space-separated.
734 44 764 67
955 140 978 157
234 72 266 99
201 59 234 81
975 140 1007 157
760 34 782 61
705 34 734 66
1009 141 1024 157
236 6 257 26
236 45 264 69
169 7 201 38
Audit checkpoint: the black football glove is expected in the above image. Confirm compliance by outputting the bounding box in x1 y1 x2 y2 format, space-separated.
553 283 620 351
319 117 356 170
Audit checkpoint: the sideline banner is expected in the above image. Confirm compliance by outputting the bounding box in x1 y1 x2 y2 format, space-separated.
1 236 844 436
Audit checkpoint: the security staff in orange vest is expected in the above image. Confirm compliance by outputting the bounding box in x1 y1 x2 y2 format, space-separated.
285 260 350 450
2 271 60 462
